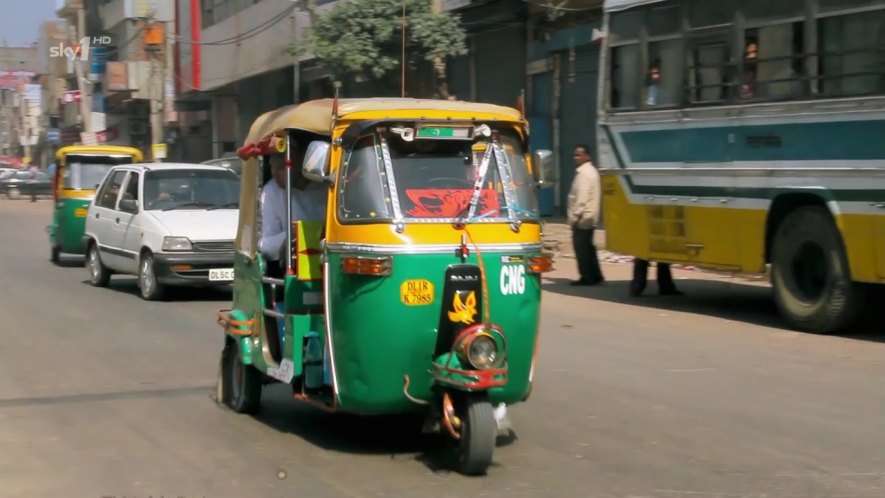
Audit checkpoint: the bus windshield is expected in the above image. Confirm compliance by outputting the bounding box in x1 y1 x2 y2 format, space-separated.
63 155 135 190
337 125 538 223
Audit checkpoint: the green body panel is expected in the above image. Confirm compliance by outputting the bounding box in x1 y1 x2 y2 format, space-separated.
326 251 541 414
48 197 92 254
228 249 541 415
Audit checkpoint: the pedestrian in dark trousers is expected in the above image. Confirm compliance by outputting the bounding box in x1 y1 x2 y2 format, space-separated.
630 258 683 297
567 144 604 286
28 164 38 202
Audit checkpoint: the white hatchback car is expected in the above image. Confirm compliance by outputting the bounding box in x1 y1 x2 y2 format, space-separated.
83 162 240 300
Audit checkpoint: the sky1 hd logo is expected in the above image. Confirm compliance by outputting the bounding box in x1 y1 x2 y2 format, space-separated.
49 36 112 61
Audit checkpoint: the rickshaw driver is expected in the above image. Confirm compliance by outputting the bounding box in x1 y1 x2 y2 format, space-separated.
259 153 328 267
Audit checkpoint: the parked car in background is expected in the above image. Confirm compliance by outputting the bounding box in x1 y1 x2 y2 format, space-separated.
201 153 241 176
0 169 52 199
83 162 240 300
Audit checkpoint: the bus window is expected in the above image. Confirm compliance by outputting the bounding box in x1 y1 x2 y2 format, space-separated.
647 3 681 37
744 23 805 101
742 0 804 21
818 9 885 97
611 45 640 109
687 41 730 103
818 0 884 13
647 39 683 107
688 0 732 28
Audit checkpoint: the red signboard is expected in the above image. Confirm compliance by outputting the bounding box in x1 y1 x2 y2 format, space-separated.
61 90 82 104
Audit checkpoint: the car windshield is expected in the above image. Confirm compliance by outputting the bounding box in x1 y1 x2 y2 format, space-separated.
144 168 240 211
63 155 134 190
337 124 538 223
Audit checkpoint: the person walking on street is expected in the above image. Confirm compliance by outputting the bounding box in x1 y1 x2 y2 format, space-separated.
28 163 38 202
566 144 604 286
630 259 683 297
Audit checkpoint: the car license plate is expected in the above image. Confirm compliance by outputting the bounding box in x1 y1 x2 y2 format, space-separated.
209 268 234 281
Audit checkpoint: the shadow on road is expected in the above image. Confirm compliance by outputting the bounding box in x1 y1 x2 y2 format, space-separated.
242 385 506 475
542 276 885 343
79 276 233 302
52 255 85 268
0 385 213 408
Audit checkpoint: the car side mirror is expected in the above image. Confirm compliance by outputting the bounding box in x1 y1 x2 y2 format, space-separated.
302 140 332 184
532 149 556 188
119 198 139 213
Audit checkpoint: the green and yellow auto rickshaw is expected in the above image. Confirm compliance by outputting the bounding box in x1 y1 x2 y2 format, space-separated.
48 145 143 263
215 97 555 475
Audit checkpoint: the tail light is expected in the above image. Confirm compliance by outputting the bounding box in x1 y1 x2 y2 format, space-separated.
341 256 392 276
526 254 554 274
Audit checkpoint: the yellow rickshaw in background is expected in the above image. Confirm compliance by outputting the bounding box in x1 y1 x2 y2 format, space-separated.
48 145 143 263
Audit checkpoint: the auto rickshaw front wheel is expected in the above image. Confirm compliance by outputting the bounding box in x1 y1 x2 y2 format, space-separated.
219 339 261 414
448 392 496 476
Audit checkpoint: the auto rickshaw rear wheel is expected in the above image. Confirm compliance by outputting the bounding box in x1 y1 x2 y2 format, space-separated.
220 339 262 414
450 392 496 476
50 245 60 264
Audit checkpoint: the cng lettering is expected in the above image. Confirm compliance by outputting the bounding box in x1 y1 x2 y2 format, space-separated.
500 264 526 295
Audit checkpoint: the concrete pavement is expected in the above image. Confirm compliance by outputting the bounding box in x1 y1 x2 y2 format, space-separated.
1 199 884 498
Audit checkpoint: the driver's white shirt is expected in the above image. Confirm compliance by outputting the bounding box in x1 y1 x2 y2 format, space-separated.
259 179 328 261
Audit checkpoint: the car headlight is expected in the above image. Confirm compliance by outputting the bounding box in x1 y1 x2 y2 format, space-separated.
459 331 499 370
162 236 192 251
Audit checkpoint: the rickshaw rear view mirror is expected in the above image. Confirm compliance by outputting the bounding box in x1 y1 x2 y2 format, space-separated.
533 149 556 188
303 140 331 183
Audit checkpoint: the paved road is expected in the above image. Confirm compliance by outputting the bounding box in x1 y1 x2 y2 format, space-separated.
1 199 883 498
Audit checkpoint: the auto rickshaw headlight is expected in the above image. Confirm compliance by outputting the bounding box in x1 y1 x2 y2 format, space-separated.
162 236 192 252
459 331 499 370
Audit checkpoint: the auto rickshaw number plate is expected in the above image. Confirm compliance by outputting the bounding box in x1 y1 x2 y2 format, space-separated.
74 207 88 218
400 279 434 306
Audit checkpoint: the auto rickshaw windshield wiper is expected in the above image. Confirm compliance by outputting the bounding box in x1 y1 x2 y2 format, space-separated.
162 201 216 211
206 202 239 210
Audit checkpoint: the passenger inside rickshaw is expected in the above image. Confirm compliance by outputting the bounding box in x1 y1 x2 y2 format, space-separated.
258 136 329 278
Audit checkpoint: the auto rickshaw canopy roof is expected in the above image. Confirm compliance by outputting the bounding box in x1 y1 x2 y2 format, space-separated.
243 98 525 144
55 144 144 162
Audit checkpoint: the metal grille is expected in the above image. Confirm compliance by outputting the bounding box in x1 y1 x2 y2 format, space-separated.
192 240 235 252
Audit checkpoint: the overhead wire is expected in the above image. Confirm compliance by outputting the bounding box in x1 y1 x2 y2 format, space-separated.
174 4 297 47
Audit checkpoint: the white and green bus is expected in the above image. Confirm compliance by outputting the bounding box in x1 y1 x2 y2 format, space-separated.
597 0 884 333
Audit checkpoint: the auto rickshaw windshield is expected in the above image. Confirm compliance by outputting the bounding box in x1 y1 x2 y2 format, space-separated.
63 154 135 190
337 124 539 223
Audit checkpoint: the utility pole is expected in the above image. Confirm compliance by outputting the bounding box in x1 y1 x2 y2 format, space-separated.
73 5 92 137
146 19 165 161
19 87 30 160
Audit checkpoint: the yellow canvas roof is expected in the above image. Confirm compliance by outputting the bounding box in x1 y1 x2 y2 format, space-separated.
56 144 143 161
244 98 524 144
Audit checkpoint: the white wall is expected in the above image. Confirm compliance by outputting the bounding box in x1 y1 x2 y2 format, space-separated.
199 0 336 91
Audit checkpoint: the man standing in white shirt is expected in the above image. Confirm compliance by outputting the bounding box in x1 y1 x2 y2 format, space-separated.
566 144 604 286
259 153 328 263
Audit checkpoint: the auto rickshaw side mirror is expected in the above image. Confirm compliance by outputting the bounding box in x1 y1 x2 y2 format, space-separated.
303 140 333 184
532 149 556 188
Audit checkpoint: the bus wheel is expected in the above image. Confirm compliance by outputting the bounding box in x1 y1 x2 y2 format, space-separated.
771 206 863 334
